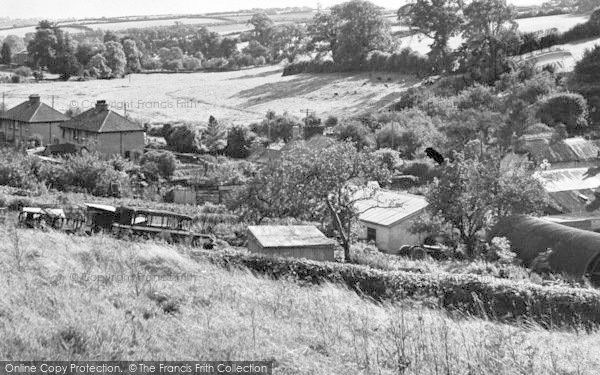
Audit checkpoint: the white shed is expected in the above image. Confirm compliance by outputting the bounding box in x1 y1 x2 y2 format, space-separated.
355 190 429 254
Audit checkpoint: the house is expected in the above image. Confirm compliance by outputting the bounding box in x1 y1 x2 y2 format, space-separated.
492 215 600 285
354 189 429 254
247 225 336 261
11 50 30 66
0 94 69 147
59 100 145 156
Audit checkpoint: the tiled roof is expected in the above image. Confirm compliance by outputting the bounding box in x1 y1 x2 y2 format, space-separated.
60 107 144 133
354 189 428 227
248 225 335 248
1 99 68 123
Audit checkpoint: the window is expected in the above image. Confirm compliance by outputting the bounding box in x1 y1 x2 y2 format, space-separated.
367 227 376 242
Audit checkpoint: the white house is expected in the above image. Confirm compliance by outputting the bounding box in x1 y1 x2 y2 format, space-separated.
355 189 429 254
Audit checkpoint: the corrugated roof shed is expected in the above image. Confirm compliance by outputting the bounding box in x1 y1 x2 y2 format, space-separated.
534 168 600 192
0 95 69 123
354 189 428 227
564 137 600 161
248 225 335 248
517 137 600 164
60 101 144 133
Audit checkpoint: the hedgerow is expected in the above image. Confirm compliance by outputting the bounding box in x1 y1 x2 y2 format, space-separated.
196 250 600 330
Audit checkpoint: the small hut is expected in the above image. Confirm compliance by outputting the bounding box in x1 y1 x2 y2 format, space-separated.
491 215 600 284
247 225 336 261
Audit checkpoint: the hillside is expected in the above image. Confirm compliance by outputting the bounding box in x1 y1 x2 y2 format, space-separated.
1 65 417 124
1 227 600 373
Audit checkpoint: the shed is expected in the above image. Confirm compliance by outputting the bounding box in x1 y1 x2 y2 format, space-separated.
534 168 600 214
247 225 336 261
491 215 600 284
354 189 429 253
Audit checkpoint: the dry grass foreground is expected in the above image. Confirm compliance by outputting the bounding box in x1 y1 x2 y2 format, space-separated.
1 227 600 374
1 65 418 125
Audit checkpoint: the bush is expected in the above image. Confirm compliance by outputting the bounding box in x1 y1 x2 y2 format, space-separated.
536 93 589 134
140 150 177 180
14 66 32 77
10 75 20 83
197 250 600 329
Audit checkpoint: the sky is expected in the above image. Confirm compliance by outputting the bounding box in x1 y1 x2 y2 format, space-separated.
2 0 547 20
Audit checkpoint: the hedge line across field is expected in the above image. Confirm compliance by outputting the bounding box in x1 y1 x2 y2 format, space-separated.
196 250 600 330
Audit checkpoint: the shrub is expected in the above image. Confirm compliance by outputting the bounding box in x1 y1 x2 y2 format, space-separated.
140 150 177 180
197 250 600 329
10 75 20 83
536 93 589 134
14 66 32 77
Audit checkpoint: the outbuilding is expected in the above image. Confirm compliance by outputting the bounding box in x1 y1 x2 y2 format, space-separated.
247 225 336 261
354 189 429 254
491 215 600 284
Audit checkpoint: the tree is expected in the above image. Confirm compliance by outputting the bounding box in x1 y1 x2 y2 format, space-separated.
569 45 600 125
27 20 58 69
202 116 227 154
250 111 301 143
76 42 104 67
335 120 375 150
404 0 463 73
536 93 589 134
426 152 547 257
166 123 205 153
237 141 390 260
460 0 519 84
1 42 11 64
87 53 112 79
122 39 142 73
103 41 126 77
53 32 79 80
2 35 25 55
140 150 177 180
225 126 256 159
329 0 393 68
103 31 119 43
248 13 275 46
307 11 339 55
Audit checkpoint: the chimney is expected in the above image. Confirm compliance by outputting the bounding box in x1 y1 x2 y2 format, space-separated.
29 94 40 104
95 100 108 111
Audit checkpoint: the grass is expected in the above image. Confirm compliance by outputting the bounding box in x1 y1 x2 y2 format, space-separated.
1 225 600 373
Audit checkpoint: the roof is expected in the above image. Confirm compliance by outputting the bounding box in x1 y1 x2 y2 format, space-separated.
517 137 600 165
248 225 335 248
85 203 116 212
1 99 69 123
354 189 429 227
60 107 144 133
547 189 600 214
492 215 600 278
120 206 193 220
534 168 600 192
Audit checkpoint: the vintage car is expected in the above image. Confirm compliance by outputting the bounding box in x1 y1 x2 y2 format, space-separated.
18 207 66 230
110 206 214 248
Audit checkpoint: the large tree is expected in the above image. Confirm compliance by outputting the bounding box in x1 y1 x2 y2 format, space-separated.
103 41 126 78
426 152 547 257
202 116 227 154
237 141 390 260
27 20 58 69
460 0 519 84
0 42 11 65
122 39 142 73
248 13 275 47
403 0 463 73
569 45 600 125
330 0 393 68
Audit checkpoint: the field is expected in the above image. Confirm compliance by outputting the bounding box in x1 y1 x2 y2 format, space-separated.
1 65 418 124
1 226 599 373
